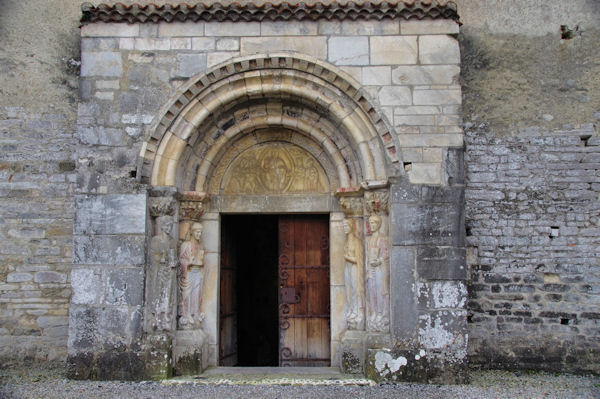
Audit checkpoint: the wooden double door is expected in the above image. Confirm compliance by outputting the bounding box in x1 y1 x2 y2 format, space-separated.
219 215 330 367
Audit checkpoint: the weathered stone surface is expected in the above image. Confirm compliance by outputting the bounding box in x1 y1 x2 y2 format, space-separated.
174 53 207 78
401 19 459 35
390 246 417 342
379 86 411 106
413 88 461 105
71 268 103 305
106 268 144 306
77 126 126 146
81 52 123 77
417 246 467 280
328 36 369 66
392 203 464 246
240 36 327 58
419 35 460 65
73 235 145 266
74 194 146 235
158 22 205 37
370 36 417 65
392 65 460 85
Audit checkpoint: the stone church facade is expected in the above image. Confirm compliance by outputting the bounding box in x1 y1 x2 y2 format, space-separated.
0 0 598 384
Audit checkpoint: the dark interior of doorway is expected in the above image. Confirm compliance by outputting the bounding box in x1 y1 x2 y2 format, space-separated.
220 215 279 366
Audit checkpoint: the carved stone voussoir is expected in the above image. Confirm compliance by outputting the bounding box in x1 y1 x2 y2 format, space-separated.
178 191 209 221
365 191 390 215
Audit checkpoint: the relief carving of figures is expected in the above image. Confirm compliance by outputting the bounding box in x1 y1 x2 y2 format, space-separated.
222 143 328 194
343 218 365 330
147 216 177 331
366 215 390 332
178 222 205 330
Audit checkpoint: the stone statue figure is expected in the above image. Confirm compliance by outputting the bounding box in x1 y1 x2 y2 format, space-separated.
343 218 365 330
148 216 177 331
178 222 205 330
366 215 390 332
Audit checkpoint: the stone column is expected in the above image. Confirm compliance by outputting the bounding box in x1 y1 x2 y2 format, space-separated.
336 190 366 373
142 186 179 379
172 191 210 375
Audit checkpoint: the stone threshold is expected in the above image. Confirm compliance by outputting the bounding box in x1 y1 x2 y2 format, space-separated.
164 367 373 386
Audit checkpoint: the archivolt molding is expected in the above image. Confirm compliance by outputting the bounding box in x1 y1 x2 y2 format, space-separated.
140 53 399 190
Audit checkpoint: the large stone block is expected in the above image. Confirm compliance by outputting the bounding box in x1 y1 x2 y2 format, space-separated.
174 53 207 78
379 86 412 106
261 21 318 35
413 88 461 105
392 203 464 246
370 36 417 65
391 65 460 85
106 268 145 306
71 268 103 305
418 35 460 65
73 235 146 266
81 23 139 37
158 21 205 37
240 37 327 59
401 19 459 35
77 126 126 147
328 36 369 66
390 246 418 342
205 21 260 36
81 52 123 77
74 194 146 235
418 310 467 352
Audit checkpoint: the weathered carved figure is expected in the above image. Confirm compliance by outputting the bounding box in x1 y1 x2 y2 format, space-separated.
343 218 365 330
178 222 205 330
366 215 390 331
148 216 177 331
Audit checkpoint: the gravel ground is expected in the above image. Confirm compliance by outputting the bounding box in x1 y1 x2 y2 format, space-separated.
1 365 598 399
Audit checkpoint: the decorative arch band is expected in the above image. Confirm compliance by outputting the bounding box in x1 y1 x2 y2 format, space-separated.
139 53 399 190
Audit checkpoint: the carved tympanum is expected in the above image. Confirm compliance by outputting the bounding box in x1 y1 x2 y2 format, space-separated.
343 218 365 330
147 216 177 331
366 214 390 332
222 143 328 194
178 222 205 330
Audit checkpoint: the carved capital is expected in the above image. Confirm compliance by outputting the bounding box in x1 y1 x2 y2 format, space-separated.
364 190 390 215
338 196 364 217
149 197 176 217
178 191 209 221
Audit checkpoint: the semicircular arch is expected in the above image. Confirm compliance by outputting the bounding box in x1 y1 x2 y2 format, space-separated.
140 53 399 190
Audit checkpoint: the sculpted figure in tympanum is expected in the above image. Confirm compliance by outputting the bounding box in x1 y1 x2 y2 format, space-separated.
343 218 365 330
178 222 205 330
366 215 390 332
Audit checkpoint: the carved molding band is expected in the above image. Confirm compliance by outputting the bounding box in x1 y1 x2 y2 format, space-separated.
178 191 209 221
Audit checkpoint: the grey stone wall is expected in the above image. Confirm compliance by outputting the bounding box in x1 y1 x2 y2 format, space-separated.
0 107 75 364
465 124 600 373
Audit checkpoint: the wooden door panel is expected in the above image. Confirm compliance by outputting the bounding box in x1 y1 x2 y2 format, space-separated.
279 215 330 367
219 219 237 366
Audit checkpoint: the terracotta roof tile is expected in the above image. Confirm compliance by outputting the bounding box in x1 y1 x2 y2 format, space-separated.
80 1 459 24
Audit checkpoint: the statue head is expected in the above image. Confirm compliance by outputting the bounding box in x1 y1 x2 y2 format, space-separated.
342 219 354 235
191 222 203 241
157 216 173 236
368 215 382 234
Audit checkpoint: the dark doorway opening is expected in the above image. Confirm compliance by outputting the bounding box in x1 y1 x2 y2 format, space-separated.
219 215 279 366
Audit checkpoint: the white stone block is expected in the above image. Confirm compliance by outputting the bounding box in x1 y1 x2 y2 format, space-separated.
205 21 260 36
158 21 204 37
362 66 391 86
241 37 327 59
370 36 418 65
423 148 443 162
318 19 399 35
207 52 240 68
171 38 192 50
261 21 318 35
119 38 135 50
328 36 369 66
391 65 460 85
94 92 114 101
192 37 216 51
401 148 423 162
95 80 120 90
81 23 139 37
338 66 361 83
135 38 170 51
397 133 463 147
394 106 440 115
419 35 460 64
216 38 240 51
395 115 435 126
413 88 461 105
408 163 442 185
401 19 459 35
379 86 412 106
